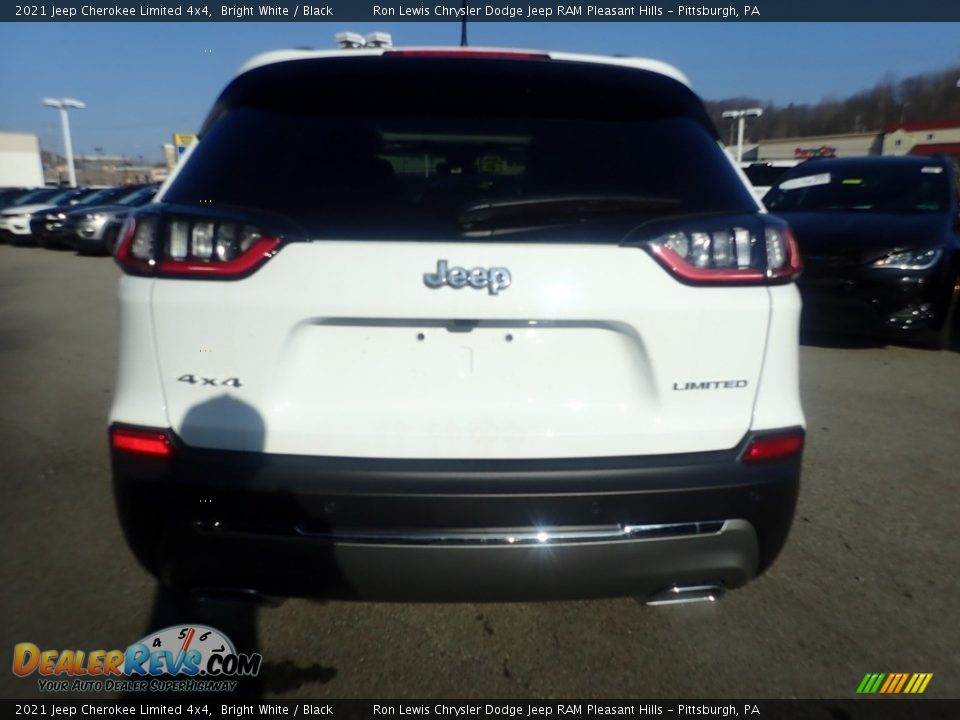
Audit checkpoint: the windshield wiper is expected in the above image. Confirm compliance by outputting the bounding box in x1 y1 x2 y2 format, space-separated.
458 194 681 234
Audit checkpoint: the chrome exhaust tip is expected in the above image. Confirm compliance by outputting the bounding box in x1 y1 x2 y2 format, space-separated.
646 584 724 606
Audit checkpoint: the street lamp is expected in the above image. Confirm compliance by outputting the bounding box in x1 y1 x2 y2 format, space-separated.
94 146 104 185
721 107 763 163
42 97 86 187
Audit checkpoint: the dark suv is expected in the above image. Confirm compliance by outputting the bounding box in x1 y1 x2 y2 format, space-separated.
764 155 960 349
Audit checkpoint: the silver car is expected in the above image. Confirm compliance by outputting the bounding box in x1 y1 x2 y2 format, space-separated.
66 184 158 254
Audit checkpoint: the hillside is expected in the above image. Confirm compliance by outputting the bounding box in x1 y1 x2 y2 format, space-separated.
706 65 960 140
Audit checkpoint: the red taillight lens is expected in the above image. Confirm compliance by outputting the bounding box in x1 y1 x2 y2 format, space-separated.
384 50 549 60
635 215 802 285
742 432 804 463
115 213 282 279
111 428 172 458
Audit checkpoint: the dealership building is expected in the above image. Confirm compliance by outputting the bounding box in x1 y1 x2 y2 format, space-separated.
0 132 44 187
741 119 960 162
882 120 960 157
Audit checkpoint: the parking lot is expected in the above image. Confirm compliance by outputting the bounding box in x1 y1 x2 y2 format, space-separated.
1 242 958 700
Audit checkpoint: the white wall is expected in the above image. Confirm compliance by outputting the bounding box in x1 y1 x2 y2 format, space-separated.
883 127 960 156
752 132 883 161
0 133 45 187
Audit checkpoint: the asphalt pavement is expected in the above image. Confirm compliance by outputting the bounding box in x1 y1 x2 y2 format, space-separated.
1 243 958 700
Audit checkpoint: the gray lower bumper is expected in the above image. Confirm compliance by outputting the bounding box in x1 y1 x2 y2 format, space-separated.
172 519 759 602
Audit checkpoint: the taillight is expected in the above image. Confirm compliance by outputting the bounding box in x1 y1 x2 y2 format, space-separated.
742 431 804 463
630 214 802 285
110 427 172 458
115 212 282 279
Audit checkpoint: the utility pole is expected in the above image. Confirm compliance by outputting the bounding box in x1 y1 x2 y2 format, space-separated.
94 146 104 185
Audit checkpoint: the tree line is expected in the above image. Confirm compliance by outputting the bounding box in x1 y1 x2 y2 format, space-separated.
706 65 960 141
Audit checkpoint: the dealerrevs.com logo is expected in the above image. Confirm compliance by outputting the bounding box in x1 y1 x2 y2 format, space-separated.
13 625 262 693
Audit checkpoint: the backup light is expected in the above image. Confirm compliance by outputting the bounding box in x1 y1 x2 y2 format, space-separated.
215 223 237 261
168 220 189 259
191 221 215 259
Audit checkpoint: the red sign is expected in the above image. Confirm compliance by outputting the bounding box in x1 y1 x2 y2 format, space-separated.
794 146 837 159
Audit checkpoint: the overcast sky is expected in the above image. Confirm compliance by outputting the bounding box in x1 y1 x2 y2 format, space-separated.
1 21 957 162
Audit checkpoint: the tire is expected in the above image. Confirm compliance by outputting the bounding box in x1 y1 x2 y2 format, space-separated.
103 227 120 256
929 277 960 351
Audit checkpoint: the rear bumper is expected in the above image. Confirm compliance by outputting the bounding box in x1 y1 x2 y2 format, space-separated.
111 426 803 602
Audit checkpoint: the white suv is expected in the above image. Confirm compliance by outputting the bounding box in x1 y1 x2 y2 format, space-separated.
109 47 805 604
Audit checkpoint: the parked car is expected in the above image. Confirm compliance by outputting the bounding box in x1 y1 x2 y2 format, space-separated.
764 155 960 349
0 187 89 244
0 187 32 209
109 46 805 604
32 186 134 248
0 187 61 212
741 160 801 201
66 184 159 255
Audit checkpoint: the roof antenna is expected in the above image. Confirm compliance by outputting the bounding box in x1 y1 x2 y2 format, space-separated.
460 0 468 46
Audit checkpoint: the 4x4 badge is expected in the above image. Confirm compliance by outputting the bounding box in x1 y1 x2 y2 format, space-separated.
423 259 512 295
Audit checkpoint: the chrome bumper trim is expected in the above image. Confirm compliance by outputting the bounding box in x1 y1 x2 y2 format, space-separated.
290 520 726 546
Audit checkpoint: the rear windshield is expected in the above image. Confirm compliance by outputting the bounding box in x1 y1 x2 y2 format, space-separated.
164 58 756 240
764 162 949 214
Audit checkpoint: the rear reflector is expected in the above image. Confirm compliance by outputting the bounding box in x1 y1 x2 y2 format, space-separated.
111 428 172 458
742 432 804 463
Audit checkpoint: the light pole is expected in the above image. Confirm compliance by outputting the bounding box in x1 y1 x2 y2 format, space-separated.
42 97 86 187
721 107 763 163
94 146 104 185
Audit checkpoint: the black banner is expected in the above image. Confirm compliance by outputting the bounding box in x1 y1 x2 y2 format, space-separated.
2 700 958 719
4 0 960 22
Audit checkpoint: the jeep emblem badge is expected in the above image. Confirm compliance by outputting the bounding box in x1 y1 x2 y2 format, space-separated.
423 259 512 295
